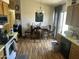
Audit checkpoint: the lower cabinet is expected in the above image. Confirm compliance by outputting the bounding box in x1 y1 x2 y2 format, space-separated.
69 44 79 59
57 33 79 59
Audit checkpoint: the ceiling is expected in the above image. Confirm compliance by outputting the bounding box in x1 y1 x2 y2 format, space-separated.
34 0 66 6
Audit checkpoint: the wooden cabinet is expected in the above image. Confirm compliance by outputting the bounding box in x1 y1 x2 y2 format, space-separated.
0 1 15 31
0 1 9 16
0 1 3 15
2 2 10 31
66 6 73 25
72 4 79 27
66 4 79 27
3 2 9 16
69 44 79 59
57 34 79 59
9 0 15 9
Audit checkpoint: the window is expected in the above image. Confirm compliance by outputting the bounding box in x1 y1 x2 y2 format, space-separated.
58 12 68 33
62 12 68 33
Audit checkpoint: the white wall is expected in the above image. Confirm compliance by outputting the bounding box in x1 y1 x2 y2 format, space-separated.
20 0 54 33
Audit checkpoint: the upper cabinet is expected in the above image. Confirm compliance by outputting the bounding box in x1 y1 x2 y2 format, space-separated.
66 4 79 27
0 1 3 15
72 4 79 27
66 6 73 25
3 2 9 16
0 1 9 16
0 1 15 31
9 0 15 9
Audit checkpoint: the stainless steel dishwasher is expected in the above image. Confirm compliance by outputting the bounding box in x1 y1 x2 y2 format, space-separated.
60 37 71 59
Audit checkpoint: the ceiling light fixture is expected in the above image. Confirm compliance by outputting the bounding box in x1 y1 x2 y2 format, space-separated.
35 0 44 22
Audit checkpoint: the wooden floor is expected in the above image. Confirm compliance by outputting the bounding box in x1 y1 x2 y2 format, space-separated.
16 38 64 59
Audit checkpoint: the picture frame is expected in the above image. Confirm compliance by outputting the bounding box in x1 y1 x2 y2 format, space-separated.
35 12 43 22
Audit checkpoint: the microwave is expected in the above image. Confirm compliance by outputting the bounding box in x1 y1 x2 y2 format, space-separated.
0 16 7 25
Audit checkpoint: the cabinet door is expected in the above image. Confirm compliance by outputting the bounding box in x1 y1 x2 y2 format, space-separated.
0 1 3 15
66 6 73 25
69 44 79 59
71 4 79 27
3 2 9 16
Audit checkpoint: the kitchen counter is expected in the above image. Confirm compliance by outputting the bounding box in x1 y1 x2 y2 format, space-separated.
59 32 79 46
0 44 5 52
0 32 18 52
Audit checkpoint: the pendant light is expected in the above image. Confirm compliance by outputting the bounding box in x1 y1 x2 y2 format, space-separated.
39 0 42 12
35 0 43 22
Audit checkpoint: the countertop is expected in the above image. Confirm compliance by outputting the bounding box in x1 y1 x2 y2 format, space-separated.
0 44 5 52
0 32 18 52
58 32 79 46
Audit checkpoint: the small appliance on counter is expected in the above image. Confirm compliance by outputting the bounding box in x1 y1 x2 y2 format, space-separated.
0 16 7 25
0 16 8 44
0 24 9 45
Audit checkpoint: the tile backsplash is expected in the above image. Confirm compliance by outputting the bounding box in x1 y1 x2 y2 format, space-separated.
69 26 79 32
68 26 79 38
